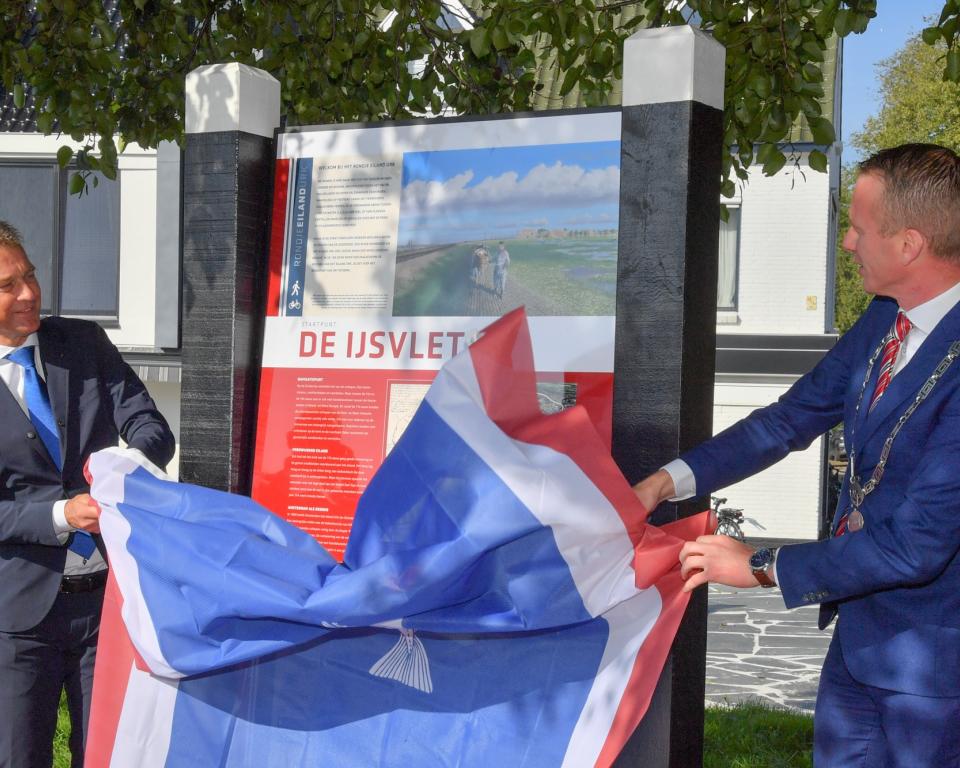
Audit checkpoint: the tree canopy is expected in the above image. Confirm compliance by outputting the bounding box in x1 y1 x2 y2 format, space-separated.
2 0 959 196
852 34 960 154
833 31 960 333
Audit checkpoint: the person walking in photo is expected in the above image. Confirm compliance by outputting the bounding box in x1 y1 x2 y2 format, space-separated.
634 144 960 767
494 242 511 299
470 243 488 286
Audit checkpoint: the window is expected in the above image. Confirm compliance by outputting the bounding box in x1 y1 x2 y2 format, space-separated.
717 205 740 310
0 162 120 319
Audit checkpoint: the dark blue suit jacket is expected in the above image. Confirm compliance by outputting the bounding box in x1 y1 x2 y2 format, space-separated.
683 296 960 697
0 317 175 632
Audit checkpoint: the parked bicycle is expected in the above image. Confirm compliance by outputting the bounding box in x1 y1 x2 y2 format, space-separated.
711 496 746 541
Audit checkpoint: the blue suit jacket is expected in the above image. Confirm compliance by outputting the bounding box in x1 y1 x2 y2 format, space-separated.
682 296 960 697
0 317 175 632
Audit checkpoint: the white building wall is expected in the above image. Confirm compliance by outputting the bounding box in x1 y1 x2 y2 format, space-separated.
720 154 831 336
109 150 160 348
711 377 822 541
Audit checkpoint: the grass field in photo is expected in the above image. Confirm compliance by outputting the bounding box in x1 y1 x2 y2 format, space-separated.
393 237 617 317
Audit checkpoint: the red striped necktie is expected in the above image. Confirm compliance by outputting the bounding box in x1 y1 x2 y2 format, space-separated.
869 311 912 412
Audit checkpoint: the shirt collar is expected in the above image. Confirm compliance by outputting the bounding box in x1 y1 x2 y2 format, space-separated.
902 281 960 336
0 332 40 361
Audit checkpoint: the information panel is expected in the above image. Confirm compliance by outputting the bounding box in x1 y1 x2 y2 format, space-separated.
252 111 622 558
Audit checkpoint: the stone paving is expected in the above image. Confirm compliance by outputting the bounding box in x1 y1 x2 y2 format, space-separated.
705 583 833 712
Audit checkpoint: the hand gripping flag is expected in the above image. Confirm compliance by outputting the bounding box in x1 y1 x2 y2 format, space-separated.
86 308 710 768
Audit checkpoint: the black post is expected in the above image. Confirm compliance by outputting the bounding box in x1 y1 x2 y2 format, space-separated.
610 27 725 768
178 64 280 493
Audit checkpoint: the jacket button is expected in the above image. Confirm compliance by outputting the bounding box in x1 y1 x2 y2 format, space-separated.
57 418 65 427
26 431 36 439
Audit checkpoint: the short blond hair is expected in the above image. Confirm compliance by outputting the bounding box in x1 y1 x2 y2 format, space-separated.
859 144 960 263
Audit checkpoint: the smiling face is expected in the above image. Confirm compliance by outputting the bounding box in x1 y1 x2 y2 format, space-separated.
841 172 910 300
0 244 42 347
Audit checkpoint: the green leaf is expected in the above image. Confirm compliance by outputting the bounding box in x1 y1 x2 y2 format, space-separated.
833 9 852 36
762 150 788 176
942 1 959 24
469 27 490 58
849 12 871 34
748 71 772 98
808 149 828 173
56 145 74 168
491 26 510 51
921 26 942 45
801 40 825 61
756 142 777 165
13 83 24 108
947 49 960 82
36 112 53 134
809 117 836 145
559 66 580 97
69 172 85 196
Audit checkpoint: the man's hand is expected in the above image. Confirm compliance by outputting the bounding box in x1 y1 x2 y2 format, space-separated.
632 469 676 513
679 535 758 593
65 494 101 534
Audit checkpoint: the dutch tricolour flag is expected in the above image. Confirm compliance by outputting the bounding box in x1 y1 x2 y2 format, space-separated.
85 309 708 767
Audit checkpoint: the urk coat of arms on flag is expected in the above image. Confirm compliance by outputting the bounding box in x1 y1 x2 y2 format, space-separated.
84 308 710 768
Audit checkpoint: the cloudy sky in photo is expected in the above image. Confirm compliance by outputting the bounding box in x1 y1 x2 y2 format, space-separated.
398 141 620 245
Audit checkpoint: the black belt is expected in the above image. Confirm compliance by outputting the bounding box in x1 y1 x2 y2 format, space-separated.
60 570 108 594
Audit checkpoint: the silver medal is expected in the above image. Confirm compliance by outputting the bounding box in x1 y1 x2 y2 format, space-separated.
847 509 864 532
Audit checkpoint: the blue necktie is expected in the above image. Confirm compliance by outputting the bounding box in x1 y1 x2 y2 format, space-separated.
6 346 95 558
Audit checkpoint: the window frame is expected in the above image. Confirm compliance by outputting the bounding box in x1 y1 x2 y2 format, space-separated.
0 157 121 324
717 204 742 312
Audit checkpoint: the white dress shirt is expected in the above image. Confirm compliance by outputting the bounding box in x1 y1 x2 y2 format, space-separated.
0 333 106 575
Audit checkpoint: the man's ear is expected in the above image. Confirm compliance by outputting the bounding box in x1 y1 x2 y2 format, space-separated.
901 227 927 265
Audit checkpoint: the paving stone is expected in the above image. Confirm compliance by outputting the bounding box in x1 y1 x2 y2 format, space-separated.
705 584 832 712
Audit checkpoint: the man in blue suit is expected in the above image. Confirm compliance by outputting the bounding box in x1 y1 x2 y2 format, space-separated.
634 143 960 766
0 221 175 767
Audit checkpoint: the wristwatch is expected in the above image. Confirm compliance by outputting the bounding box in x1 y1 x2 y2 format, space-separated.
749 547 778 588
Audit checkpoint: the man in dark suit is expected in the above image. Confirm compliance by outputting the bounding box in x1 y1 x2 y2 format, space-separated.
0 221 175 768
634 144 960 766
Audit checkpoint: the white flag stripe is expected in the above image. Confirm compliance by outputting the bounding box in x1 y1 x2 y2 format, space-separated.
426 351 643 617
109 661 178 768
90 448 180 679
561 593 662 767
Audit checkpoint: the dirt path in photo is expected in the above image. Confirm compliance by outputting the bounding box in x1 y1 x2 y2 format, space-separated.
467 264 557 316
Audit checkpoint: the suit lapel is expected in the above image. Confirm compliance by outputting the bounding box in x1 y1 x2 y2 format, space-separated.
857 299 960 449
849 302 896 453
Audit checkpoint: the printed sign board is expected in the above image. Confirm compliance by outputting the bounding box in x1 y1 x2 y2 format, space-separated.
253 110 622 558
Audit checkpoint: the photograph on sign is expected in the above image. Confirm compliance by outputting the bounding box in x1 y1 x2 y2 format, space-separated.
393 141 619 317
